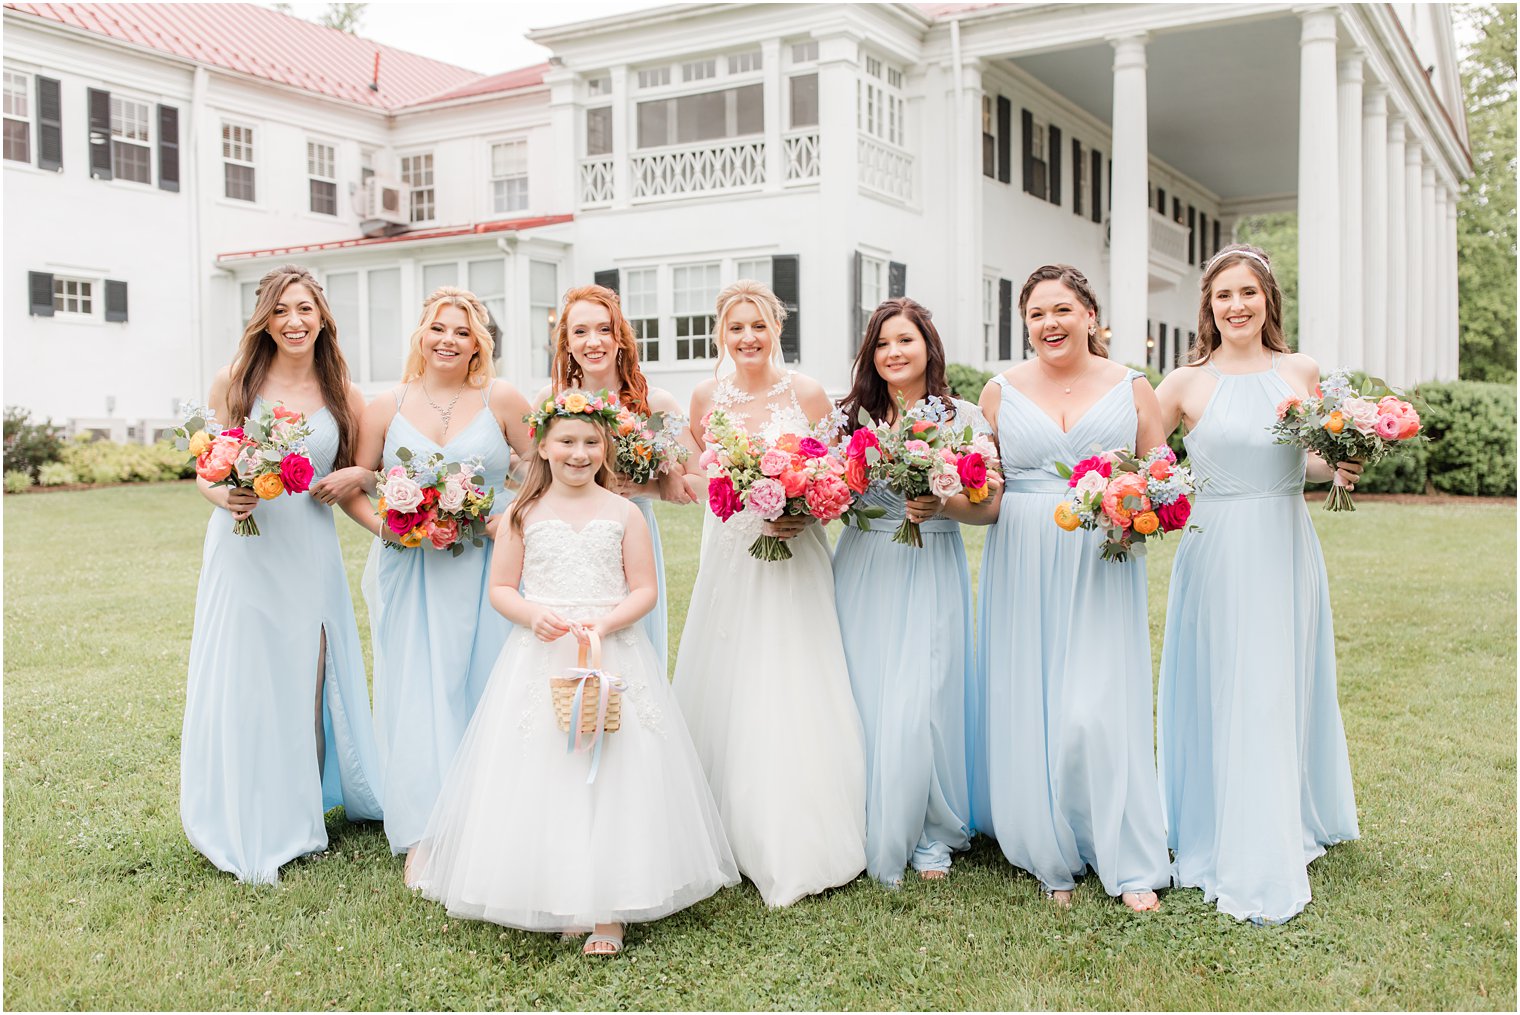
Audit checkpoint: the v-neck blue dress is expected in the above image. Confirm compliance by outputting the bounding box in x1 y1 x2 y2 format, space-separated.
369 383 513 854
969 371 1170 897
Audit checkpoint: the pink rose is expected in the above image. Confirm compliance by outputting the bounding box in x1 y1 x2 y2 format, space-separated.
708 475 743 522
798 436 828 459
804 473 853 523
386 508 425 535
220 427 245 441
845 427 879 461
1157 496 1191 532
698 447 719 471
279 453 314 494
437 476 467 513
1101 472 1150 528
745 477 788 521
760 448 792 477
1395 412 1420 439
779 467 809 499
957 452 987 490
845 455 871 495
426 517 460 550
1340 397 1380 435
905 439 931 457
929 469 962 499
1068 454 1113 488
1374 414 1402 440
1274 397 1302 421
383 471 424 512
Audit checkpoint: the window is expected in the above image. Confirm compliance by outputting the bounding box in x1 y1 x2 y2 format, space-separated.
673 262 720 360
682 58 716 83
325 271 361 366
586 75 611 97
624 267 660 363
860 255 885 316
789 73 818 129
307 140 336 215
468 258 506 358
110 96 151 184
791 41 818 64
53 277 94 316
982 95 995 178
360 148 375 183
529 260 559 377
490 140 528 213
222 122 255 201
400 152 434 222
982 277 996 361
859 55 905 146
586 107 612 156
637 84 762 148
637 67 671 89
4 70 30 163
422 262 457 294
368 267 403 380
1030 117 1046 162
728 51 762 74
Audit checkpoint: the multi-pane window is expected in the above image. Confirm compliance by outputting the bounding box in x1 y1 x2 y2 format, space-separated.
586 75 611 97
727 51 762 74
637 67 671 89
682 58 717 83
360 148 375 183
982 277 996 361
307 140 337 215
637 84 763 147
401 152 434 222
491 140 528 213
735 257 772 289
673 262 720 360
859 55 905 146
789 73 818 129
468 258 506 358
53 277 94 315
222 122 256 201
624 267 660 363
529 260 558 377
110 96 151 184
586 106 612 156
791 41 819 64
982 95 995 177
4 70 30 163
859 254 885 317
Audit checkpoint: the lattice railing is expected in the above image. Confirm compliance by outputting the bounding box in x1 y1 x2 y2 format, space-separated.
580 157 614 206
857 134 912 201
631 138 766 199
1149 209 1190 265
783 131 819 182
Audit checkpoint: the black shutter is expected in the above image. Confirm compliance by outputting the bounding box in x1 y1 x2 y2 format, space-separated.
1199 211 1209 260
104 280 128 322
1090 148 1103 223
772 255 800 364
1107 158 1112 210
996 96 1011 185
36 77 62 171
1187 205 1196 264
1213 219 1221 254
1172 196 1182 223
593 268 619 293
1020 108 1033 194
997 277 1012 360
28 271 54 316
1072 138 1083 216
157 105 179 192
88 88 112 180
1047 124 1062 206
887 261 906 299
851 250 863 354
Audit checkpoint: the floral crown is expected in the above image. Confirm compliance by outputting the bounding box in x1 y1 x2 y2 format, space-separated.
524 388 622 441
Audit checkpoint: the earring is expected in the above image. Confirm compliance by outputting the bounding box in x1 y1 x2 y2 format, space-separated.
1088 324 1097 337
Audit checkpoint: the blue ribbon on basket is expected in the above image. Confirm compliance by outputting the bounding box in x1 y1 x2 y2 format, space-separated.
563 664 626 785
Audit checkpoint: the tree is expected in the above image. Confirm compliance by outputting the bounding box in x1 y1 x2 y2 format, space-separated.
1235 212 1300 350
1455 3 1517 382
318 3 366 34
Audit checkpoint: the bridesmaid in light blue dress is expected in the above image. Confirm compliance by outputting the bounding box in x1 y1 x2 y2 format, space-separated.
348 287 533 857
536 284 699 674
1155 245 1361 924
182 265 383 884
970 265 1171 911
833 298 1001 886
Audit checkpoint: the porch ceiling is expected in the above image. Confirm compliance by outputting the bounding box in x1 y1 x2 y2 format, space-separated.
1006 14 1303 201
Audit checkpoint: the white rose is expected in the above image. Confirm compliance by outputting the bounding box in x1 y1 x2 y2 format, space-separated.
384 474 424 512
437 481 467 513
1073 471 1108 499
929 468 962 499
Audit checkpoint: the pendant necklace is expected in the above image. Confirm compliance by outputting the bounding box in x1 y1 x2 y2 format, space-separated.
423 383 466 438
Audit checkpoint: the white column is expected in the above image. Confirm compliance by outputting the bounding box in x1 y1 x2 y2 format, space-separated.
1297 9 1341 365
761 38 784 191
608 64 630 209
1421 161 1439 381
1361 84 1389 380
544 66 577 213
816 31 861 360
1385 115 1408 386
1337 50 1364 370
1447 196 1460 379
1404 143 1424 384
954 59 984 367
1109 33 1150 366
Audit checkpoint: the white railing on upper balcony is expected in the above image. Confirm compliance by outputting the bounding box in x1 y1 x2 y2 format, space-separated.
858 134 913 202
580 157 614 206
1149 209 1190 266
631 138 766 200
783 130 819 182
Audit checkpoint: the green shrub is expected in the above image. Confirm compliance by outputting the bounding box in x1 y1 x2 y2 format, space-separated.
1353 441 1430 494
1417 380 1517 496
36 462 78 486
3 407 64 479
945 362 994 401
58 436 189 487
4 469 34 494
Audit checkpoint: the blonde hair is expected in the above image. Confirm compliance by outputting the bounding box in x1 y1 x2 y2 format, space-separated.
712 279 787 375
507 400 616 536
401 287 497 386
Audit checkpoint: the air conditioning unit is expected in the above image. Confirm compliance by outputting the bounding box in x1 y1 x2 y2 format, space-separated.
359 176 409 227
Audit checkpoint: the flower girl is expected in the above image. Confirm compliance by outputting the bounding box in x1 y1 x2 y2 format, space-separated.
406 391 738 956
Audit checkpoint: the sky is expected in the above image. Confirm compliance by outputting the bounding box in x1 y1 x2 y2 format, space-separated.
264 2 673 75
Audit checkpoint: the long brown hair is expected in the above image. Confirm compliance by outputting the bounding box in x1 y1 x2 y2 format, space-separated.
228 264 358 468
839 297 952 426
506 407 616 536
1189 243 1291 365
550 285 650 414
1018 264 1108 357
401 287 497 386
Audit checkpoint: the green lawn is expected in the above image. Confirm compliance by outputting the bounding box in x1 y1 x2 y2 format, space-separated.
4 485 1515 1010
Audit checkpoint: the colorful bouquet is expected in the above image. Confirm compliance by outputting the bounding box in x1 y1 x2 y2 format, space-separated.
1053 446 1198 563
612 405 690 485
843 395 1001 547
700 408 882 561
376 447 495 555
173 402 315 536
1268 370 1425 511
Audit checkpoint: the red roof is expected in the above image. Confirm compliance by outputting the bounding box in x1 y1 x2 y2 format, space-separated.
409 62 549 107
216 214 576 263
4 2 482 110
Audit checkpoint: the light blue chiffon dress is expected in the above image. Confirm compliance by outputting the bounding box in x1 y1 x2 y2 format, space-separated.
181 398 384 885
970 371 1171 897
1157 358 1359 924
370 383 512 854
833 398 983 885
632 495 668 673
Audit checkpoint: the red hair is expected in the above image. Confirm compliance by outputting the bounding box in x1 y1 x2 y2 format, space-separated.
550 285 650 415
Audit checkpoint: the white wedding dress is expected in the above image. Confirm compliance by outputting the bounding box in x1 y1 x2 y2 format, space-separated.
672 372 867 907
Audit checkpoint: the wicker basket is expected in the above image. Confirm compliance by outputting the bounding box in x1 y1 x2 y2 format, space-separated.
549 630 622 735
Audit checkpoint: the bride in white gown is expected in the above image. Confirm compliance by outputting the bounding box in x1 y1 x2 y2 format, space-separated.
673 279 867 907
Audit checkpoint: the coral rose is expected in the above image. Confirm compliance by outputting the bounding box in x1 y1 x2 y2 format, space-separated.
196 440 240 482
1053 502 1081 531
708 475 743 522
804 473 853 523
774 433 802 453
1147 459 1173 481
426 517 460 550
845 455 870 495
1156 497 1191 532
1101 473 1149 528
1275 397 1302 421
1132 510 1160 535
278 453 314 494
1395 413 1420 439
779 466 809 499
252 472 285 499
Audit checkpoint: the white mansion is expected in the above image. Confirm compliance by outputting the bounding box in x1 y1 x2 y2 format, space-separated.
3 2 1469 439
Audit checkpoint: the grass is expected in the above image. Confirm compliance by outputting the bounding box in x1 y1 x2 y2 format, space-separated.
3 484 1515 1010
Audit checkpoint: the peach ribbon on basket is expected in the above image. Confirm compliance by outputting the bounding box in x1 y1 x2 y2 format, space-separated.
563 627 626 785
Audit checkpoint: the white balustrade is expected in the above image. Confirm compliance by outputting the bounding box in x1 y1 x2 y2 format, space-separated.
630 138 766 200
783 131 819 182
579 157 614 206
857 134 913 201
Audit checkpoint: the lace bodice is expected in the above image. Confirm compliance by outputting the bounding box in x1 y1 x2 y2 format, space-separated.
520 518 629 607
713 371 812 444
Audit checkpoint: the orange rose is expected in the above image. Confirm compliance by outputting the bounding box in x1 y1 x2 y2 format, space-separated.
1132 510 1160 535
774 433 801 454
967 483 990 505
1053 502 1081 531
1147 460 1172 481
1323 411 1346 434
252 473 285 499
